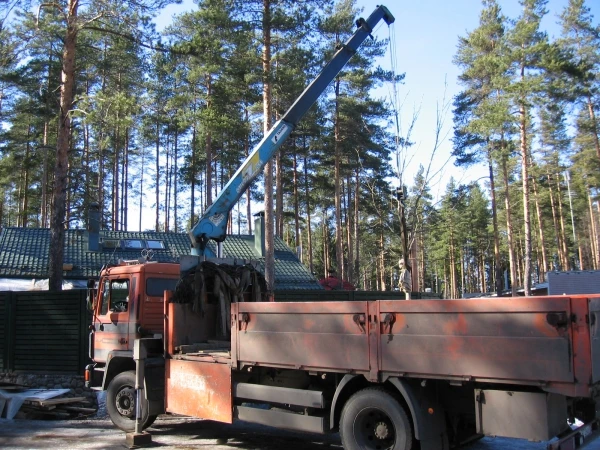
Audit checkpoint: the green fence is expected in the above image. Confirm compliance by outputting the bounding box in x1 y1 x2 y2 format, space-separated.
0 290 91 374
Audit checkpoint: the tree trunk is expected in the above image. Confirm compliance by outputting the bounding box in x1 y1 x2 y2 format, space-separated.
449 231 457 299
49 0 78 292
531 169 547 281
155 118 160 231
123 128 129 230
333 77 344 280
245 107 252 235
293 151 300 258
588 187 599 270
139 146 145 231
322 210 329 278
379 226 386 290
190 117 197 230
304 153 313 274
206 75 213 208
548 174 566 269
501 154 518 296
487 150 502 296
354 168 360 288
21 122 32 227
164 135 170 232
346 174 354 284
41 122 50 228
519 98 532 296
173 125 178 232
556 177 571 269
276 151 283 237
262 0 275 290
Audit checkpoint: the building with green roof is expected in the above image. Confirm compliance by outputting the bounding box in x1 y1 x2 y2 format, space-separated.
0 225 322 291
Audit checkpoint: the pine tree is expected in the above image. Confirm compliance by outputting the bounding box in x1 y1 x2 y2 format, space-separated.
559 0 600 162
453 0 511 295
507 0 550 295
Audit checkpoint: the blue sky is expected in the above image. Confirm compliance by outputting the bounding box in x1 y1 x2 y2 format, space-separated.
152 0 600 207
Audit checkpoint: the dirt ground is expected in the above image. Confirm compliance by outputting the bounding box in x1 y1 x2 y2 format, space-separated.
1 416 600 450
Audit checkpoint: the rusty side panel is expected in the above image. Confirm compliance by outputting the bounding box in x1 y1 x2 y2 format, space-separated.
588 297 600 384
550 296 596 397
235 302 370 372
378 297 574 383
165 359 232 423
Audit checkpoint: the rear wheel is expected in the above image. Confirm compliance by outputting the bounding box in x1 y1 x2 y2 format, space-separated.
106 370 157 432
340 387 413 450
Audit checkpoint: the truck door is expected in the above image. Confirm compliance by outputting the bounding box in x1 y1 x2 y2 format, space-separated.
94 278 133 361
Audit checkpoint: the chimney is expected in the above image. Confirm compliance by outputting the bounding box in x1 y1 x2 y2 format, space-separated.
253 211 265 257
88 203 100 252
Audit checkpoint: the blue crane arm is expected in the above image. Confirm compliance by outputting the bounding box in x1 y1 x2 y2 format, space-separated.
189 5 395 256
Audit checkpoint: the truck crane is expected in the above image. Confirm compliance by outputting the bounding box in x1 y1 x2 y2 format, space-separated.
85 5 600 450
188 5 395 257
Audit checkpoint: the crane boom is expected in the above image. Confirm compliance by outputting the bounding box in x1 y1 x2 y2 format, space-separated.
190 5 395 256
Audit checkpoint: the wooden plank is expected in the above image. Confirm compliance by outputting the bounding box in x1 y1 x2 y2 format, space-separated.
176 342 231 354
57 406 96 414
27 396 87 407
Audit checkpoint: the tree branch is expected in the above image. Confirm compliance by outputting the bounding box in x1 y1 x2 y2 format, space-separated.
81 25 199 56
36 2 64 28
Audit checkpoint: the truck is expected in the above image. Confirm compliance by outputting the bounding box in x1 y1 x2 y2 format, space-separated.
86 260 600 450
84 5 600 450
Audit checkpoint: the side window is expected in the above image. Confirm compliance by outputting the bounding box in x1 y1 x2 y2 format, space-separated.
109 280 130 312
99 279 130 314
100 280 110 315
146 277 179 297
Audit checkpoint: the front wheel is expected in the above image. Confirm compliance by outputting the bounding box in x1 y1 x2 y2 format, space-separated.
340 387 413 450
106 370 157 432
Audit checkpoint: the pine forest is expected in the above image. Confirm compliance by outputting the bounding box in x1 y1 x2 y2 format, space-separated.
0 0 599 296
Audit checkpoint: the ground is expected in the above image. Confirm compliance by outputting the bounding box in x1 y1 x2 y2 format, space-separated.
1 416 600 450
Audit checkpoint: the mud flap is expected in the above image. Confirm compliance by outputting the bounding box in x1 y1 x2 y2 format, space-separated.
144 359 165 416
387 378 449 450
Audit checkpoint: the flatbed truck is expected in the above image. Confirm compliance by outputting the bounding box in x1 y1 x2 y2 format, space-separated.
83 4 600 449
85 259 600 450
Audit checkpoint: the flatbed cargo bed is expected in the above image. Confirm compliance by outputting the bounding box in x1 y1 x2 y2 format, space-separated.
166 295 599 397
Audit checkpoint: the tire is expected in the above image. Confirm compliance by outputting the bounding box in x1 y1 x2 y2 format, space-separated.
340 387 413 450
106 370 157 432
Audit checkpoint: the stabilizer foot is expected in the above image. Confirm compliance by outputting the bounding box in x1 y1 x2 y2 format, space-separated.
126 431 152 448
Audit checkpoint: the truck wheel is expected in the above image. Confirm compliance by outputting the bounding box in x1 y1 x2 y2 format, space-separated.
106 370 157 432
340 387 413 450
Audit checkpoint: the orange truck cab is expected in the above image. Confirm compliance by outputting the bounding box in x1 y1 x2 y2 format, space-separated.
85 261 179 429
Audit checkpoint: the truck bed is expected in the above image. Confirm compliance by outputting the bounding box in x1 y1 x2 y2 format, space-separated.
164 296 599 399
162 295 599 433
231 296 600 397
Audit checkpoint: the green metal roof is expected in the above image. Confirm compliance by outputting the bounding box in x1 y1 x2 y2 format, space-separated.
0 228 322 290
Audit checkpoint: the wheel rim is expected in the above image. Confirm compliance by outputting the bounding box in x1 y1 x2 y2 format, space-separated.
353 406 396 450
115 386 136 418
